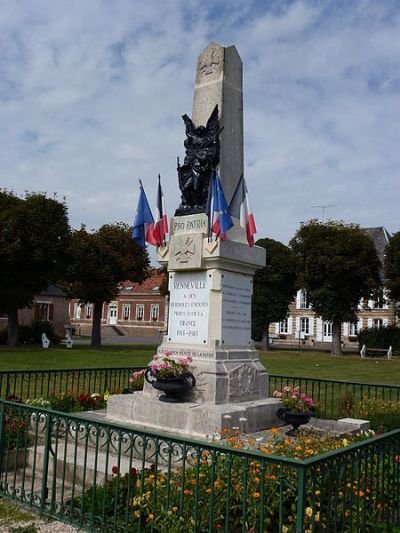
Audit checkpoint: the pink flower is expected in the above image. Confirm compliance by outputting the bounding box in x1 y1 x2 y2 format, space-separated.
178 358 187 365
129 377 134 383
150 365 159 373
300 393 307 399
160 362 171 369
283 386 291 392
164 351 172 356
273 391 283 398
187 356 193 362
152 354 160 360
291 394 298 399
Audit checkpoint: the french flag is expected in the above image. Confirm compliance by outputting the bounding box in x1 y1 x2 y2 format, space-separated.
229 175 257 246
132 180 157 247
150 174 168 247
206 171 233 241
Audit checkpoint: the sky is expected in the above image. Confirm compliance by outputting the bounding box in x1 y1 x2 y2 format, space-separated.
1 0 399 260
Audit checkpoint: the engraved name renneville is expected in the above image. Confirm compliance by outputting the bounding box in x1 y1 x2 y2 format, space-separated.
174 281 206 290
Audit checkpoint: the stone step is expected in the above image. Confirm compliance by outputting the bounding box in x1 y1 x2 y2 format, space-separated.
25 443 153 487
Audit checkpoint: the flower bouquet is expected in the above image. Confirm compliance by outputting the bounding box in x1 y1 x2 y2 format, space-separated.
145 353 196 403
273 385 315 435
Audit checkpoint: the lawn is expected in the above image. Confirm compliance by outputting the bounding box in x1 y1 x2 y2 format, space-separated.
0 344 399 385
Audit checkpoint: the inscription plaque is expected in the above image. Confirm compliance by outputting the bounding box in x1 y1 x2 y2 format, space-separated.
168 271 210 344
221 272 252 345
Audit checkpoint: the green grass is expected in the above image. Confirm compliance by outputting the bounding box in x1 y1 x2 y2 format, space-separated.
0 344 157 371
0 498 37 530
0 344 399 385
259 350 400 384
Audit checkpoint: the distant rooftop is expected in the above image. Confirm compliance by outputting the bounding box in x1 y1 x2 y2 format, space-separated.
120 270 166 294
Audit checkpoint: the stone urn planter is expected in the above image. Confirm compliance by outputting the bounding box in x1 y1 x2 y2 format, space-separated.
145 369 196 403
277 408 312 436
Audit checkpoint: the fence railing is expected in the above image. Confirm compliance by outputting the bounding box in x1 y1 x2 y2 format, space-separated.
0 400 399 532
0 367 141 401
269 374 400 419
2 368 400 422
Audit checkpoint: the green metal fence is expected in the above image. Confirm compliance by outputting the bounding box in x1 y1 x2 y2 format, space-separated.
1 400 399 532
2 368 400 422
269 374 400 420
0 367 140 401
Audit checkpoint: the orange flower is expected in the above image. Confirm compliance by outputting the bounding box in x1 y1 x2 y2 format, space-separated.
253 491 261 498
248 438 254 444
295 446 302 452
172 506 178 512
216 524 222 529
206 488 211 494
184 489 191 495
269 475 276 481
271 428 279 434
358 491 364 497
191 479 197 486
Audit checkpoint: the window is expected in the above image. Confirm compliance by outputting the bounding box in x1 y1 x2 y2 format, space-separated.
38 303 49 321
373 295 387 309
74 303 81 320
151 304 159 321
85 305 91 319
300 317 310 335
300 291 310 309
123 304 130 320
323 321 333 337
349 322 358 336
373 319 384 329
279 318 288 334
136 304 144 320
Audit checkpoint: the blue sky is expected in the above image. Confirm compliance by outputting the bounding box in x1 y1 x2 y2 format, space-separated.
1 0 399 255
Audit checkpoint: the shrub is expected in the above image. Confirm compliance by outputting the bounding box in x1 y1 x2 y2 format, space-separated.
350 398 400 433
358 326 400 353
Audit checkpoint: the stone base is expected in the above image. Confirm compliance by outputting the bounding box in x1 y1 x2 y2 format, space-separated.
106 393 282 439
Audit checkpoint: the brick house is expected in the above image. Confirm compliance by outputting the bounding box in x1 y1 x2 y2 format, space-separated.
270 227 397 348
0 284 70 338
69 270 167 338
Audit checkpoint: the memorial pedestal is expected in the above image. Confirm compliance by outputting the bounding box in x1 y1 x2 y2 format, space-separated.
106 214 282 438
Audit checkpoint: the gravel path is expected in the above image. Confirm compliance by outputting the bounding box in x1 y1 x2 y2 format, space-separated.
0 516 82 532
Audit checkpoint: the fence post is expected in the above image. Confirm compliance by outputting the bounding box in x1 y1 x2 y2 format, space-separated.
40 412 52 511
296 465 305 532
0 401 5 489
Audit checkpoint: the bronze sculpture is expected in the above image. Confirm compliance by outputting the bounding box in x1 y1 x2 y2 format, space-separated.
175 105 222 215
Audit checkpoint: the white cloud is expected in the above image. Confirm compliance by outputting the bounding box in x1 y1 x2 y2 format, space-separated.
0 0 399 258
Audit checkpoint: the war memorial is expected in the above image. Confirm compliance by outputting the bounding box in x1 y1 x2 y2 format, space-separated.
107 42 281 437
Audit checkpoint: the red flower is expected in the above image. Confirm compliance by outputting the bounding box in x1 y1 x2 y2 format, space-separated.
130 467 137 477
150 464 155 471
112 466 118 474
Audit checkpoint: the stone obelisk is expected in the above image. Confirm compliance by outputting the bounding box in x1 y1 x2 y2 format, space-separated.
192 42 243 203
107 43 280 438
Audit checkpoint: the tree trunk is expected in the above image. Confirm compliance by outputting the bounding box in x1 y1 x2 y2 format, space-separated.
7 308 19 346
260 322 270 351
331 321 342 356
91 301 103 347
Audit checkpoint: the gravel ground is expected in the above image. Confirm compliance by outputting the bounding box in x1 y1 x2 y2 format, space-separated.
1 519 81 532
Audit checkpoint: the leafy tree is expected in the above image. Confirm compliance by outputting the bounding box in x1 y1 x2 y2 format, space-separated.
0 190 70 345
384 230 400 317
64 223 150 347
290 220 381 355
252 238 298 350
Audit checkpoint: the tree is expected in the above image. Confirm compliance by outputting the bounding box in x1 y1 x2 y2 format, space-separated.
65 223 150 347
384 231 400 317
0 190 70 345
252 238 298 350
290 220 381 355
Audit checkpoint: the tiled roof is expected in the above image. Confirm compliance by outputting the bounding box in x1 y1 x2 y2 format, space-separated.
120 270 166 294
362 226 392 281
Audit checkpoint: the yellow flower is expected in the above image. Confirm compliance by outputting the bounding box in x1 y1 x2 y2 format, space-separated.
342 438 349 446
305 507 313 517
172 506 178 512
104 391 110 401
314 511 320 523
282 527 289 533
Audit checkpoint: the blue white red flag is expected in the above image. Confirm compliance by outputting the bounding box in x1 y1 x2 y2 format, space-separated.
149 174 168 247
206 171 233 241
229 174 257 246
132 181 157 247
